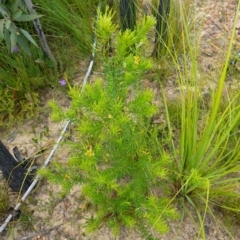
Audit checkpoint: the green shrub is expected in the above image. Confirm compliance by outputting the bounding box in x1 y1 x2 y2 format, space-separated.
40 9 177 236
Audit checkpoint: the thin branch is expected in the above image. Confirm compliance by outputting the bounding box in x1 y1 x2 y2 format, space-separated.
24 0 58 65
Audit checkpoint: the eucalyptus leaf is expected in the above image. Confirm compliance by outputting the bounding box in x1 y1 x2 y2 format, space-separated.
20 28 38 47
11 0 20 14
0 3 10 17
18 0 27 11
15 14 43 22
0 18 5 39
8 22 16 33
12 10 22 21
5 19 11 29
10 31 17 52
4 27 10 52
17 33 31 56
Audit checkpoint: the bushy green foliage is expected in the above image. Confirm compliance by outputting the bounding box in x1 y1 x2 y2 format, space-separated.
40 9 177 235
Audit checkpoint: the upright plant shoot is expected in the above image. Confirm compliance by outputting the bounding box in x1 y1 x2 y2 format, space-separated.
40 7 177 236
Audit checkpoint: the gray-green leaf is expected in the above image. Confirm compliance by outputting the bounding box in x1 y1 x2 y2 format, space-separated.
4 28 10 52
10 0 20 14
13 10 22 21
10 31 17 52
17 33 31 56
18 0 27 11
0 19 5 39
8 22 16 33
20 28 38 47
15 14 42 22
5 19 11 29
0 3 10 17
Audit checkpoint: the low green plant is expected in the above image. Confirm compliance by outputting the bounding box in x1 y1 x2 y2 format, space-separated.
40 8 177 236
0 45 55 127
0 0 41 55
31 125 50 148
0 0 99 127
161 1 240 238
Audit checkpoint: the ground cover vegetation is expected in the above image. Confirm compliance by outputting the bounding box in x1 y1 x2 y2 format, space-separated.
1 0 240 239
0 0 98 127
